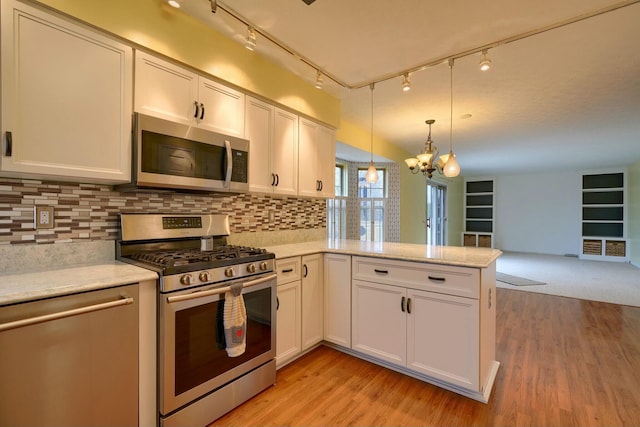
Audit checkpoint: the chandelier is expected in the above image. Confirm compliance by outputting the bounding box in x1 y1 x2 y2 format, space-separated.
404 59 460 179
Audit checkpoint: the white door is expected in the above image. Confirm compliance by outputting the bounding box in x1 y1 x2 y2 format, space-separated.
323 254 352 347
245 97 274 193
301 254 323 350
1 0 132 183
352 279 406 367
134 51 198 125
272 108 298 195
316 125 336 197
406 288 479 391
426 183 446 245
276 281 301 367
197 77 245 137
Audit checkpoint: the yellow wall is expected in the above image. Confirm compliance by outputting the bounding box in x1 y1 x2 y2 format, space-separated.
35 0 340 128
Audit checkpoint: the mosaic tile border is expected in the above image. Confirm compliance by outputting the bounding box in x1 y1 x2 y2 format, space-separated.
0 178 326 245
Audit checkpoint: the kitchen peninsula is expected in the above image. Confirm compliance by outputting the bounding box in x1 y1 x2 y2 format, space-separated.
268 239 501 403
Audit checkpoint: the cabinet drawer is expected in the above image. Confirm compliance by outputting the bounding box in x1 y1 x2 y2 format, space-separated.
276 257 301 285
352 256 479 299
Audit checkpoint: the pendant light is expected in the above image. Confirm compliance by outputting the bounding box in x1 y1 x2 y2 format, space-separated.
443 59 460 178
365 83 379 183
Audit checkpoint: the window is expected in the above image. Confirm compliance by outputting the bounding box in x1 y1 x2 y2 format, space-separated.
327 164 347 239
358 168 386 242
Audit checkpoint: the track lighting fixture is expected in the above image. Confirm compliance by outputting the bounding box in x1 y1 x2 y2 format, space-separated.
167 0 181 8
479 49 492 71
402 73 411 92
315 71 324 89
245 27 256 51
210 0 217 13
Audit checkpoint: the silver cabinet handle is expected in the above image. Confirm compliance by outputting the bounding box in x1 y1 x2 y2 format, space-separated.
0 296 134 332
167 273 277 303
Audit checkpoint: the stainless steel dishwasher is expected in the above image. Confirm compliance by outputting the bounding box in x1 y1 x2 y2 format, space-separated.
0 283 139 427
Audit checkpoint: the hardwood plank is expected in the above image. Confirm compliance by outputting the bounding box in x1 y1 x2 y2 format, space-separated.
211 288 640 426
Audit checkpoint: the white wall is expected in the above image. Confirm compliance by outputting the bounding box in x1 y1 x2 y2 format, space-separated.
493 171 580 255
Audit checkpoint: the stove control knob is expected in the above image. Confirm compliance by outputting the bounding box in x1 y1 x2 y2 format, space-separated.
199 271 210 282
180 274 193 286
259 262 268 271
225 267 234 278
247 264 256 273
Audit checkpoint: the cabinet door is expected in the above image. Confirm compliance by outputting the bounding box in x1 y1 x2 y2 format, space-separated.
1 0 132 183
324 254 351 347
276 280 301 367
352 279 406 367
301 254 323 350
197 77 245 137
134 50 198 125
245 97 274 193
272 108 298 196
407 288 480 391
316 125 336 198
297 118 319 197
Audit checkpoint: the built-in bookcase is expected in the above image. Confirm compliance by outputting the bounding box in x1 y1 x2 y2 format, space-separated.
463 179 494 248
580 171 628 261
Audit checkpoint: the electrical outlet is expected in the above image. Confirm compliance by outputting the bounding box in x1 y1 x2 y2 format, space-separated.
34 206 54 229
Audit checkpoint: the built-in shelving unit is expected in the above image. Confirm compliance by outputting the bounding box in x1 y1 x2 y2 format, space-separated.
580 171 628 261
463 179 494 248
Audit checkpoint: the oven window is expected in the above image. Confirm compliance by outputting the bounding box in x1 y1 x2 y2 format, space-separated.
174 287 272 395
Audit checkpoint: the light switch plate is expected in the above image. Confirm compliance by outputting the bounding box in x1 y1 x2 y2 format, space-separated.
34 206 54 229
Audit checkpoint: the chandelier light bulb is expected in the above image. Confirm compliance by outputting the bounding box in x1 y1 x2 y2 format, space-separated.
365 161 379 183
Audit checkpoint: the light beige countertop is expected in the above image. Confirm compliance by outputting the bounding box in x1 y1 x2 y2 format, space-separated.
265 239 502 268
0 262 158 306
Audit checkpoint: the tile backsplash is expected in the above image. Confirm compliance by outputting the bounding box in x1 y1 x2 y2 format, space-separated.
0 178 326 245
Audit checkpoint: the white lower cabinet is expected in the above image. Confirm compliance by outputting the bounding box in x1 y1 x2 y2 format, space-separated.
301 254 323 350
323 253 351 347
351 256 497 399
406 289 479 390
275 257 302 367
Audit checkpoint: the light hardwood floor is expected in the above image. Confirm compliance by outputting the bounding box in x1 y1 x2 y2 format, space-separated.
211 288 640 426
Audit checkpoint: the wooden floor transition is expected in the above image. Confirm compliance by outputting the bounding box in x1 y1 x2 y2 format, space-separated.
211 288 640 426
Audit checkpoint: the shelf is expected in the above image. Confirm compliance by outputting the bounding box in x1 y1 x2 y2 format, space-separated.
580 171 627 261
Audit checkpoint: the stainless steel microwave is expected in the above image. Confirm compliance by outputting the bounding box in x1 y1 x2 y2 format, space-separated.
123 113 249 193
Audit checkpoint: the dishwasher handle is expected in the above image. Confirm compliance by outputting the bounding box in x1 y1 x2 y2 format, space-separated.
0 296 134 332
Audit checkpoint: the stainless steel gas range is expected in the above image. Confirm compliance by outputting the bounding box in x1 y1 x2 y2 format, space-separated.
117 213 277 427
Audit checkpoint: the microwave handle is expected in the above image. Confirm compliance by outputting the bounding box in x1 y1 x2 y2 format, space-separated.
224 140 232 188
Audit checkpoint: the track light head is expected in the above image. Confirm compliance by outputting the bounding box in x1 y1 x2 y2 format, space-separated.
167 0 181 8
210 0 217 13
315 71 324 89
245 27 257 51
479 49 492 71
401 73 411 92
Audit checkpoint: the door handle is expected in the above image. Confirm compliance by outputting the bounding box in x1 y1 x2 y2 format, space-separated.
0 296 134 332
200 103 205 120
407 298 412 314
4 131 12 157
303 264 308 278
194 101 199 118
401 296 406 312
276 296 280 311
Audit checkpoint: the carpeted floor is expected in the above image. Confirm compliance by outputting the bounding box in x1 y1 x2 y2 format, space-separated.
495 251 640 307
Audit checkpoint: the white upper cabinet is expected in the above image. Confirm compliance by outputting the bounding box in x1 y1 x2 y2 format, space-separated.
245 96 298 196
134 51 245 137
0 0 133 183
298 118 335 198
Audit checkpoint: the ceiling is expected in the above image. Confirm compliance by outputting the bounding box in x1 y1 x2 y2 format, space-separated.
179 0 640 176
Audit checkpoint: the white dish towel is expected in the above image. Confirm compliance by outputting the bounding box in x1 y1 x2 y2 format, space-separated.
223 282 247 357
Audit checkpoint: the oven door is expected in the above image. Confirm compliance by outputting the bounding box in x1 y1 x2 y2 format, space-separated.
159 273 276 415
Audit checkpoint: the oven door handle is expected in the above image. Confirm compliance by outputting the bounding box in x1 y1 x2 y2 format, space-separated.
166 273 277 304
